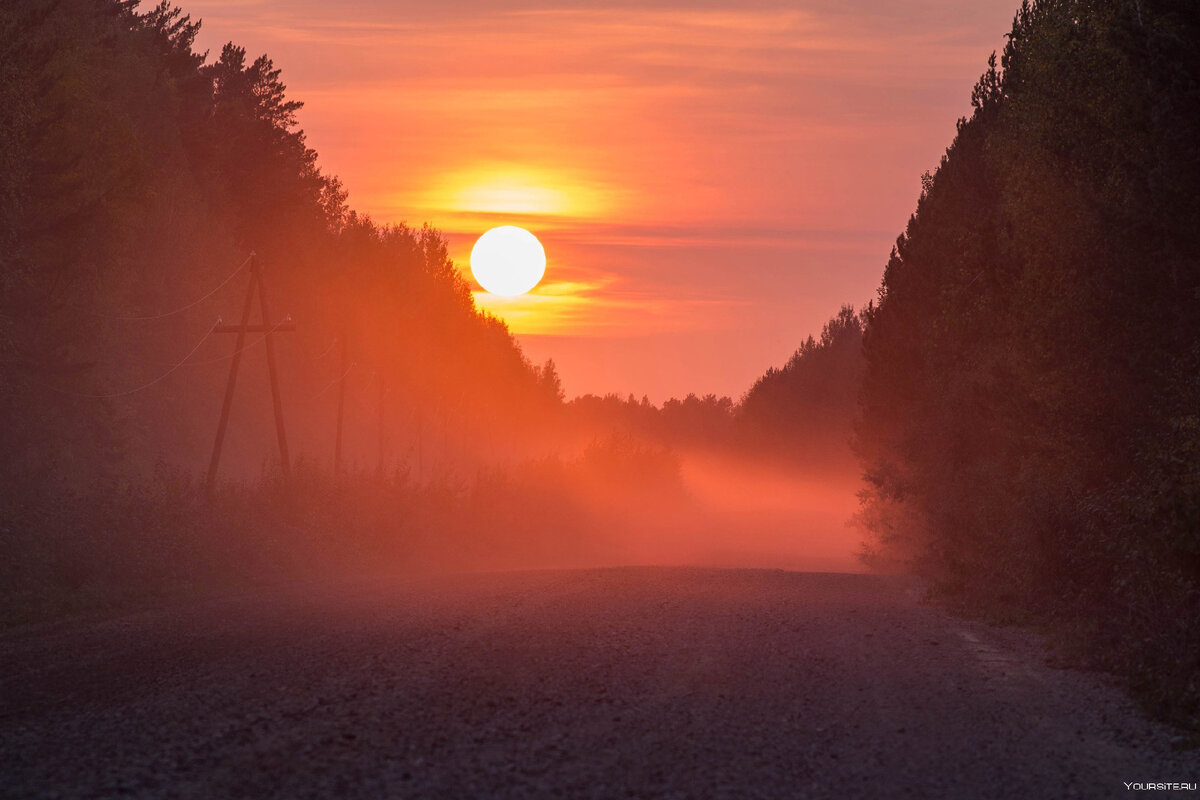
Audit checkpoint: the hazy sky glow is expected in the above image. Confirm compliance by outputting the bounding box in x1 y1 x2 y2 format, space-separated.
186 0 1016 399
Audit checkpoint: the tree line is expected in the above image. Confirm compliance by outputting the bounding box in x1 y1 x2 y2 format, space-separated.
854 0 1200 726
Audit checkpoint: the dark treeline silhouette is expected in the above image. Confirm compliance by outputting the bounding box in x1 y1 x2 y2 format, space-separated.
742 305 863 470
560 306 864 472
0 0 867 623
855 0 1200 724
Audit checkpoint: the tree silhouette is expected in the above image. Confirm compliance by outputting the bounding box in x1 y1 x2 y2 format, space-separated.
855 0 1200 723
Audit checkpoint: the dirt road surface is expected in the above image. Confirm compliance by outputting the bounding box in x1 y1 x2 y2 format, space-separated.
1 568 1195 798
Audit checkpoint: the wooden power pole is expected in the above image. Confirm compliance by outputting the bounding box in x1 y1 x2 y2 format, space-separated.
334 326 348 477
205 253 295 498
377 374 386 475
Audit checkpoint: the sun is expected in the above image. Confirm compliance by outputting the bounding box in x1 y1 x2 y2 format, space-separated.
470 226 546 297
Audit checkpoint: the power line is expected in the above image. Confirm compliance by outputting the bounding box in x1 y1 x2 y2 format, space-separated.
96 254 252 321
311 336 339 361
183 320 291 366
26 321 219 399
120 318 295 368
312 362 356 400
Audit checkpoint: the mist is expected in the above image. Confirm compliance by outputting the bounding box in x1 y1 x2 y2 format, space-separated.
389 444 868 577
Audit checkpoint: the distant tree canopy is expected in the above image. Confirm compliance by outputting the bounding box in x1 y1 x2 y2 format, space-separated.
557 305 865 468
855 0 1200 722
564 392 736 451
741 305 863 465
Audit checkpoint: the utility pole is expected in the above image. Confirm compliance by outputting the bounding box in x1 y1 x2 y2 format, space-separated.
205 253 295 498
416 407 423 480
334 327 348 477
257 258 291 478
377 374 387 475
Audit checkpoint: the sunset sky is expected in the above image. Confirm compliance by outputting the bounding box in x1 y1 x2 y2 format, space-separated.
186 0 1016 400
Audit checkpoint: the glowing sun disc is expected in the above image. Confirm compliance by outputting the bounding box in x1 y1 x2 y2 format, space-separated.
470 226 546 297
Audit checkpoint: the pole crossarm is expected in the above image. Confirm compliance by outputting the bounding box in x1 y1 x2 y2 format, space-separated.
213 323 296 334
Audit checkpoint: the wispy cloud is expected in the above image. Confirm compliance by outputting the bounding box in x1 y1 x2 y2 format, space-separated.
472 276 749 337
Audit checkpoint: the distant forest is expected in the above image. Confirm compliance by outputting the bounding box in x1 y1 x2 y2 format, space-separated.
2 0 1199 728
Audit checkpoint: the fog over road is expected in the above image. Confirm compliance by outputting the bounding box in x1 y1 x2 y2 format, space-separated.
2 568 1194 798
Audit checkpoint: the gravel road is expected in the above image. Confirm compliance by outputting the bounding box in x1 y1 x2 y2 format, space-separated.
1 568 1195 798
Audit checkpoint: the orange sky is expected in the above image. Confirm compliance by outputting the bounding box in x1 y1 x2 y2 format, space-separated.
186 0 1016 400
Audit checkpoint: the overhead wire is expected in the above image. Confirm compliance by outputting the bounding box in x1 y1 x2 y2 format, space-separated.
24 314 303 397
94 253 253 321
312 362 356 400
183 320 292 366
311 336 339 361
26 321 219 399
